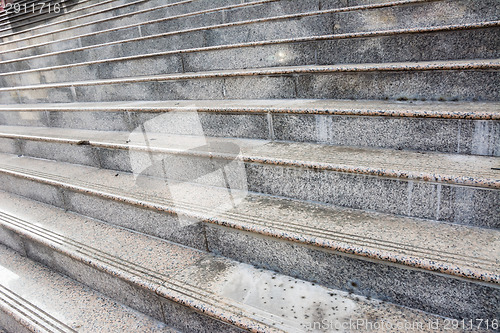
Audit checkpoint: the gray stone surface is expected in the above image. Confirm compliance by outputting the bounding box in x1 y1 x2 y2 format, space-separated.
0 0 498 329
334 0 500 34
205 224 500 321
22 239 167 322
0 243 178 332
158 297 245 333
63 190 207 250
295 70 500 102
272 114 500 156
0 174 65 208
0 310 32 333
2 67 498 104
0 225 26 256
244 163 500 228
0 138 20 155
20 140 101 167
0 111 56 127
1 108 498 155
1 130 498 228
1 0 170 48
48 110 132 131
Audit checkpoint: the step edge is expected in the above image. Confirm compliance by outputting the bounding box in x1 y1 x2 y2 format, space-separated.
1 131 499 189
0 284 75 333
0 100 498 120
0 205 297 333
2 58 499 93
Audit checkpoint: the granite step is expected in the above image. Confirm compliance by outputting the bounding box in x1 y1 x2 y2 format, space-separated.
0 188 497 329
0 244 180 333
0 190 476 332
0 155 497 322
0 0 334 68
0 0 100 38
0 0 336 61
0 99 498 156
1 22 498 87
0 0 181 43
1 0 496 63
0 0 317 54
0 126 498 227
0 59 498 104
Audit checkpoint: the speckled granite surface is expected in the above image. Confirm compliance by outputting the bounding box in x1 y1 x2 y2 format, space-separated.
1 20 497 86
0 99 498 119
0 58 497 105
0 0 498 329
0 152 497 284
1 59 499 92
0 125 497 188
0 191 494 332
0 244 179 333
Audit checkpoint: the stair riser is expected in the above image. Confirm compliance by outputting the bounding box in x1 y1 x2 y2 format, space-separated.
0 0 181 47
2 27 498 87
1 70 498 105
0 172 498 323
273 114 500 157
205 225 500 321
334 0 500 34
2 0 495 62
0 138 498 228
0 109 499 156
0 166 208 250
0 225 245 333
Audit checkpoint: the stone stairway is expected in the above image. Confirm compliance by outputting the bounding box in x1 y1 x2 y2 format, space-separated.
0 0 498 332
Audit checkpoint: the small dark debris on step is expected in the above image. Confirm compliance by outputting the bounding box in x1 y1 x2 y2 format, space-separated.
76 140 91 145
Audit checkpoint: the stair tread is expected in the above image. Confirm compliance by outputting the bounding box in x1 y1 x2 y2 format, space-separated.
0 243 179 333
0 124 498 188
0 152 497 284
0 190 482 332
2 58 499 92
0 99 499 119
